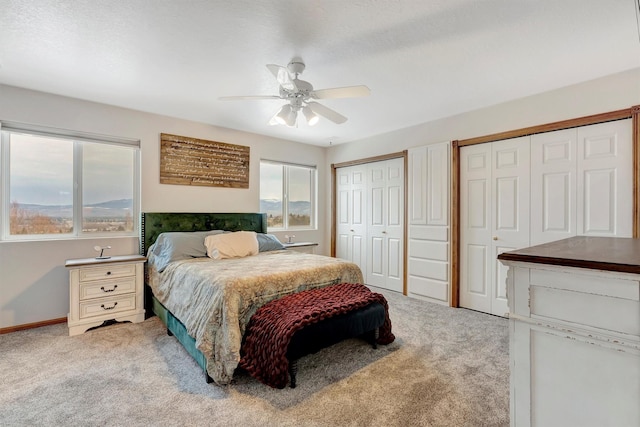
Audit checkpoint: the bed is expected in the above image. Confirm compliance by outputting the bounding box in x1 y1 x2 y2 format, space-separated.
140 212 366 385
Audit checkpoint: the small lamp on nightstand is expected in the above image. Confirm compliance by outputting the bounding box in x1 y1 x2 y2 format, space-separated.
94 245 112 259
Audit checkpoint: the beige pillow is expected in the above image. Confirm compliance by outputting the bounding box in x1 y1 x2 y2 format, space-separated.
204 231 259 259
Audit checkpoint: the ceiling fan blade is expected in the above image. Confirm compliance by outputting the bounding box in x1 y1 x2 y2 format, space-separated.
266 64 298 92
310 85 370 99
219 95 281 101
307 101 348 124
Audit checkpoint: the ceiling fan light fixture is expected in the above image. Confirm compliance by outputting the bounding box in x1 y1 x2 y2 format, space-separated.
274 104 292 125
284 107 297 127
302 105 319 126
223 59 370 127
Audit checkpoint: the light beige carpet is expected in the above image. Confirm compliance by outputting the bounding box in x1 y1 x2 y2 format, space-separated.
0 287 509 426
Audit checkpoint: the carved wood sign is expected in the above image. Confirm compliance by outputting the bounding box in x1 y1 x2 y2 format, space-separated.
160 133 250 188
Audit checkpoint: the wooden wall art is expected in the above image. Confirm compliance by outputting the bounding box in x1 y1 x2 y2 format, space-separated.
160 133 250 188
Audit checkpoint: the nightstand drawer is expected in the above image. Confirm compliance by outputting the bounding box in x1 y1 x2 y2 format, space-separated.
79 294 136 319
79 277 136 300
79 263 136 282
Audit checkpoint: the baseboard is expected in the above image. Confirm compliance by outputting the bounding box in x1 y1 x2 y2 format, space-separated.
0 317 67 334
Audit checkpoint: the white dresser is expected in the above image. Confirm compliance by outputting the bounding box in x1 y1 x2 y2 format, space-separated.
498 237 640 427
65 254 146 336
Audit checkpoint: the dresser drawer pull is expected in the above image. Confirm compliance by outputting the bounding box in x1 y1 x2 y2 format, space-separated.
106 271 112 276
100 302 118 310
100 285 118 293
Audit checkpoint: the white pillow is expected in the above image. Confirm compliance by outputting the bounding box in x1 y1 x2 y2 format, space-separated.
204 231 259 259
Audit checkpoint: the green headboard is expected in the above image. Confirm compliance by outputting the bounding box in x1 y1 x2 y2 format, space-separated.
140 212 268 256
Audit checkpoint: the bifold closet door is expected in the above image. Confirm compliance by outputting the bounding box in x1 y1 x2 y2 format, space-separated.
336 158 405 292
336 165 367 275
460 137 530 316
576 120 633 237
366 158 404 292
530 119 633 246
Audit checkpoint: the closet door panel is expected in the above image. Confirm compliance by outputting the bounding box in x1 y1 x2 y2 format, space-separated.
583 169 615 234
491 137 530 317
370 187 384 226
460 144 492 313
495 177 519 230
336 186 350 260
367 163 387 287
467 244 489 296
337 158 405 292
388 237 402 279
336 166 367 276
492 137 530 247
577 119 632 237
427 142 449 226
461 137 529 316
409 147 428 225
409 147 427 225
531 129 576 245
351 235 366 272
336 169 352 261
370 236 384 276
380 158 404 292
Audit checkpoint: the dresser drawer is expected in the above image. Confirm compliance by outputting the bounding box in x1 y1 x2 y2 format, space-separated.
79 263 137 282
79 276 136 300
79 294 136 319
529 269 640 337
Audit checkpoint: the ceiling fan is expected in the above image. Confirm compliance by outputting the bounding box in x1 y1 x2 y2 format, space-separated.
219 58 370 127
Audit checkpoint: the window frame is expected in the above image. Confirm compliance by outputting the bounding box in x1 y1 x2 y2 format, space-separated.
259 159 317 231
0 122 140 241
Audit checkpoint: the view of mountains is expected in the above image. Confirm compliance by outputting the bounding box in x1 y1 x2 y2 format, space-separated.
15 198 310 218
14 199 133 218
259 199 310 216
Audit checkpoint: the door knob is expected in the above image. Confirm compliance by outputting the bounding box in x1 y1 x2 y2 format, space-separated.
493 236 498 241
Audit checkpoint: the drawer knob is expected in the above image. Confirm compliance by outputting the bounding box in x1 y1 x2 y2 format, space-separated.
100 285 118 293
100 302 118 311
106 271 112 276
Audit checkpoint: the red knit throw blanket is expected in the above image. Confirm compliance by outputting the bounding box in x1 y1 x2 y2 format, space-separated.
239 282 394 389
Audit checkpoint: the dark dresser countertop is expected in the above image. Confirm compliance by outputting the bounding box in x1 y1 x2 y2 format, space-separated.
497 236 640 274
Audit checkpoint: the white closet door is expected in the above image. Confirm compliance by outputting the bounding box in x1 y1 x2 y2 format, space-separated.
491 137 530 317
530 129 577 246
336 165 367 274
367 158 404 292
530 119 633 245
577 120 633 237
460 137 530 316
460 143 493 314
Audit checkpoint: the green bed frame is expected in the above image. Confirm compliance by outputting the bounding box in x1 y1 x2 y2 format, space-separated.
140 212 268 383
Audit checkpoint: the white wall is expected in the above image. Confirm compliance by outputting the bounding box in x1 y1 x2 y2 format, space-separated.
0 84 327 328
327 68 640 164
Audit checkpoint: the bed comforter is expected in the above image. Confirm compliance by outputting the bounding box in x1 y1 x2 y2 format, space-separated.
147 250 364 384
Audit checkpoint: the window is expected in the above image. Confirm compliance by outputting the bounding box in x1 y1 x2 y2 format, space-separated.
1 124 139 240
259 160 316 230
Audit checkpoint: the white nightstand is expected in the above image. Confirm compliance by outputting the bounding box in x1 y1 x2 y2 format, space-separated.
65 254 146 336
283 242 318 254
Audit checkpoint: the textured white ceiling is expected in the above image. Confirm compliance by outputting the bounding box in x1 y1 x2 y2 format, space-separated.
1 0 639 146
